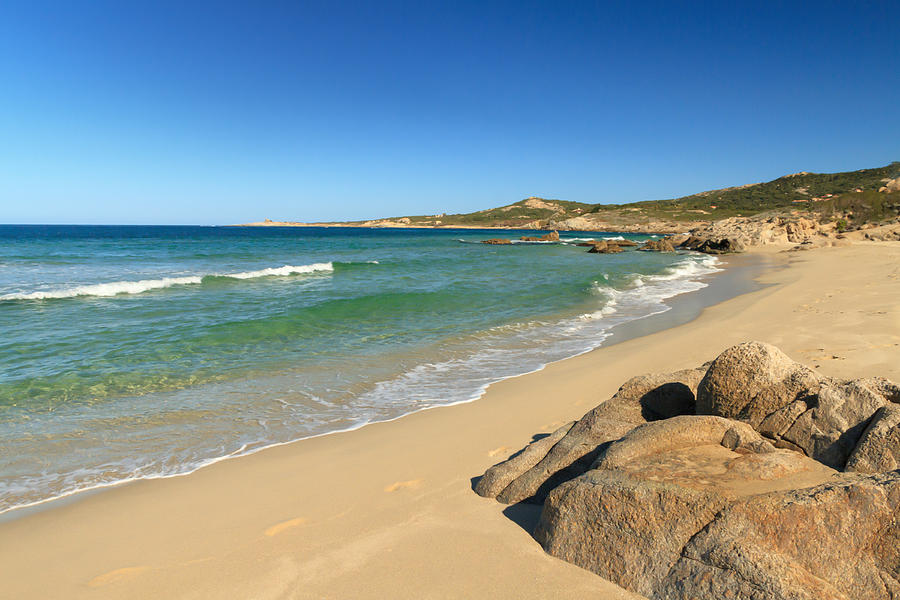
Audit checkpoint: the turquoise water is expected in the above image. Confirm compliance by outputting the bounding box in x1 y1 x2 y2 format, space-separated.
0 225 720 513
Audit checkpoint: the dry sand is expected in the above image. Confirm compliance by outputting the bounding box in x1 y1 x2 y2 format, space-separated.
1 243 898 599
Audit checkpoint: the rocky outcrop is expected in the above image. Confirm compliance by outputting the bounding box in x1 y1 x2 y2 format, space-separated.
879 177 900 193
855 220 900 242
639 238 675 252
520 231 560 242
682 214 856 252
680 236 745 254
480 238 512 244
476 342 900 599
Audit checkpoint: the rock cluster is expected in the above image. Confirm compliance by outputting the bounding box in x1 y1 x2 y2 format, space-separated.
476 342 900 599
586 240 623 254
638 233 746 254
581 239 639 253
480 238 512 245
687 215 843 250
639 238 676 252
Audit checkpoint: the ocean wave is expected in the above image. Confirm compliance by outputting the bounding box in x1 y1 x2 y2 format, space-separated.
456 238 560 245
0 262 336 301
219 262 334 280
560 235 629 243
0 253 724 515
587 255 721 317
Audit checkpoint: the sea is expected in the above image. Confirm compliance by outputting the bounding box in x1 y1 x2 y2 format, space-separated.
0 225 721 514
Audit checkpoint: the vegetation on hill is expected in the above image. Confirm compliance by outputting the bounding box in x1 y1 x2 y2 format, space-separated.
604 161 900 219
337 161 900 229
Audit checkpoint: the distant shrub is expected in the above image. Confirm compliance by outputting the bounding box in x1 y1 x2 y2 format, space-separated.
835 219 847 232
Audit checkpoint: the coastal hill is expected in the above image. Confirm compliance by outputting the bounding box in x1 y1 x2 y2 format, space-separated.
243 161 900 232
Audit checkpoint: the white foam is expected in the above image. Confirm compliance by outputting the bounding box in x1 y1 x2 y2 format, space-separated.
1 262 334 300
1 276 204 300
223 262 333 279
560 235 629 244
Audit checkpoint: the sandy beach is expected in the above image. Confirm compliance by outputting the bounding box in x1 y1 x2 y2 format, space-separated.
1 241 898 599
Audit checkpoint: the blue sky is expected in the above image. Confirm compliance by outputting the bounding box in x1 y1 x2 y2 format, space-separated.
0 1 897 224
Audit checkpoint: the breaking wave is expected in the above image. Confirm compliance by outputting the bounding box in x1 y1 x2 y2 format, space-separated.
0 262 336 300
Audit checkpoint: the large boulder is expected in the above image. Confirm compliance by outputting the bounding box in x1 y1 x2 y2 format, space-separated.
535 414 838 598
697 342 897 469
845 404 900 473
696 342 820 427
779 377 894 469
662 471 900 600
476 341 900 599
477 366 707 504
536 470 730 597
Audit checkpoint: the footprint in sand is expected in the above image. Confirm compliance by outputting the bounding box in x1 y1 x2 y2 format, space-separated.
88 566 151 587
264 517 307 537
487 446 511 458
383 479 423 492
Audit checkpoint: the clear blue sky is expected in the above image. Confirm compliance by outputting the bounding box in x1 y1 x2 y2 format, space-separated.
1 1 897 225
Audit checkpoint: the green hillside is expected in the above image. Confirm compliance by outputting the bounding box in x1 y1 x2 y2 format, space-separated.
350 161 900 228
605 161 900 219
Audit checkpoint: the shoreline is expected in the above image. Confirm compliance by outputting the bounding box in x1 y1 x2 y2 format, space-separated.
2 243 898 599
229 222 683 234
0 251 748 522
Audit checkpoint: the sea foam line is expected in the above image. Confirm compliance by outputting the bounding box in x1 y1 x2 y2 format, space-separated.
0 262 335 301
